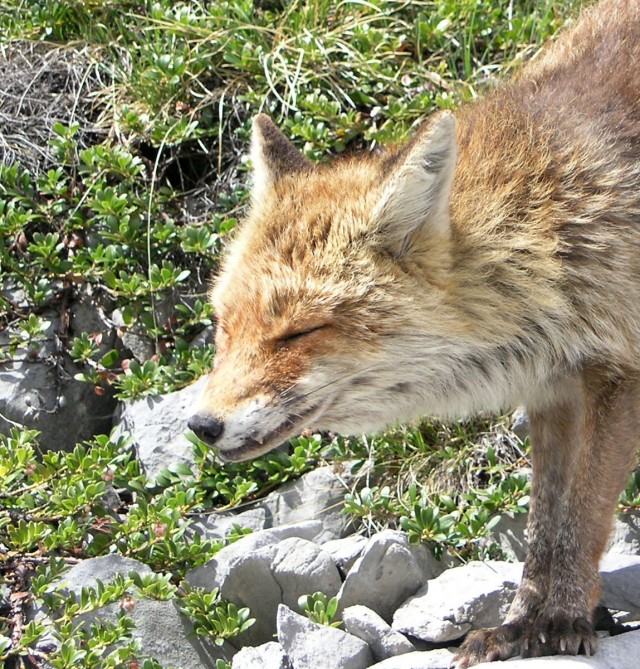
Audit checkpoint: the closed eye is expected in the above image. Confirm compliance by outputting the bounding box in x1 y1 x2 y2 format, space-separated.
276 324 327 347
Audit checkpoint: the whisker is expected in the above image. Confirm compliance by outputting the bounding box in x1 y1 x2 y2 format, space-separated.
281 363 386 406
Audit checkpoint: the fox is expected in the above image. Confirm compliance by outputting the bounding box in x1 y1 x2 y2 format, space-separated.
188 0 640 665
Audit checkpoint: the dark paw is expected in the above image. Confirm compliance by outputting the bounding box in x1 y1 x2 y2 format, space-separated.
451 624 522 668
523 611 597 657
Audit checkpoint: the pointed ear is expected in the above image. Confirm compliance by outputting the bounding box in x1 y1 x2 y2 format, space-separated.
374 111 457 257
250 114 312 203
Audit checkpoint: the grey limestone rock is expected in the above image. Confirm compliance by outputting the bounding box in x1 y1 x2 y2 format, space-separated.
599 553 640 613
510 406 530 441
191 456 361 544
189 507 268 540
342 605 415 661
322 535 368 577
607 510 640 556
113 290 204 363
277 604 373 669
368 649 454 669
484 511 529 562
0 312 116 452
250 463 361 543
563 629 640 669
45 555 232 668
112 306 155 363
270 536 342 600
189 325 216 350
111 597 233 668
55 554 152 596
113 374 208 480
392 561 523 643
186 521 324 589
186 525 340 646
231 642 291 669
338 530 446 623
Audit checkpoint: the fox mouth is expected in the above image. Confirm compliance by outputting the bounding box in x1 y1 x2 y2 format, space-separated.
216 404 321 463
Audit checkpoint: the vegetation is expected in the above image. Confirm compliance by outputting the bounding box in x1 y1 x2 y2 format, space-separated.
298 592 341 628
2 0 638 667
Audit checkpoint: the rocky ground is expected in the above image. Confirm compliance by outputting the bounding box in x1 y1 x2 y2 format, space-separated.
18 377 640 669
35 516 640 669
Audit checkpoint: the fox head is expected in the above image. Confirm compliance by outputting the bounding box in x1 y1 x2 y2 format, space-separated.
189 112 466 461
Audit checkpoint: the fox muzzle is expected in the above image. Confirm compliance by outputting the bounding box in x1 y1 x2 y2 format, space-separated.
187 413 224 446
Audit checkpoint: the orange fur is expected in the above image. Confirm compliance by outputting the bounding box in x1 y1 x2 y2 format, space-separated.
189 0 640 663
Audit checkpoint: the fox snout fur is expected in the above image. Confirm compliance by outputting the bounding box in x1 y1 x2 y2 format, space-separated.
190 0 640 664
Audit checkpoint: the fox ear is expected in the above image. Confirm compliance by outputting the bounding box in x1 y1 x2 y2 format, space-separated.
374 111 457 257
250 114 311 202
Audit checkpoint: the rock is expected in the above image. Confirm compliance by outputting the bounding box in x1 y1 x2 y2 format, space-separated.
186 525 340 646
270 536 342 599
338 530 445 623
190 507 267 540
484 511 528 561
55 554 152 595
473 628 640 668
393 561 523 643
474 658 599 668
113 375 208 480
232 642 291 669
580 629 640 669
251 463 361 543
0 312 116 452
109 597 233 668
600 553 640 613
368 649 454 669
277 604 373 669
113 290 202 363
100 484 123 518
187 521 325 589
607 511 640 555
111 307 154 363
71 286 117 348
120 327 156 362
1 279 29 309
342 605 415 661
510 407 530 441
322 535 368 577
189 325 216 350
44 555 232 667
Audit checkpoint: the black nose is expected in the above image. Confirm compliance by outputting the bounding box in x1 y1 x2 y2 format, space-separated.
188 414 224 445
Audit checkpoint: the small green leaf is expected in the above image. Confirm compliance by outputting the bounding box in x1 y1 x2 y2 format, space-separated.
100 349 119 367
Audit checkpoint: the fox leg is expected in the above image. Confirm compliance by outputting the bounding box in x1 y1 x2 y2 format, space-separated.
453 370 639 667
522 369 639 657
453 376 582 667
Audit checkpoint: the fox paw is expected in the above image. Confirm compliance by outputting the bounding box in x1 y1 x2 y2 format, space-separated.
523 611 597 657
451 624 522 668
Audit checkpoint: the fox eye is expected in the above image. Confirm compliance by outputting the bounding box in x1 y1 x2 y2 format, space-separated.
276 325 326 347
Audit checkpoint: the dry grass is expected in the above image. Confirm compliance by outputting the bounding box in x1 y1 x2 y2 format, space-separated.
0 41 110 173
